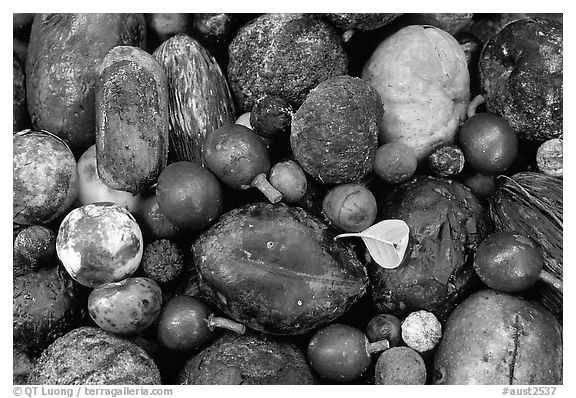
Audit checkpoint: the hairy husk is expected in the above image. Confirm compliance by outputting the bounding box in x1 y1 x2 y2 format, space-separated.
489 172 562 321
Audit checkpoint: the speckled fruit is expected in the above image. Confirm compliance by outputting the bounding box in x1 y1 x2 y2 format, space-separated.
56 203 143 288
13 130 79 225
88 277 162 334
156 161 223 231
375 347 426 385
322 184 377 232
459 113 518 175
77 145 142 212
473 232 544 293
401 310 442 353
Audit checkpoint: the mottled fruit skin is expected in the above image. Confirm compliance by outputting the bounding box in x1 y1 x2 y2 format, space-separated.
227 13 348 112
473 232 544 293
133 194 180 241
96 46 169 194
375 347 426 385
56 203 143 288
458 113 518 175
153 34 236 165
366 314 401 347
13 225 56 267
479 18 563 142
202 124 271 189
88 277 163 335
28 326 161 384
250 95 293 139
372 176 492 320
77 145 142 212
536 138 563 177
321 13 401 31
291 75 382 184
156 161 223 230
374 142 418 184
427 144 465 177
157 295 214 352
13 265 85 357
141 239 184 284
269 160 308 203
194 203 368 335
179 332 316 385
432 290 562 385
13 57 28 131
26 13 146 151
362 25 470 161
401 310 442 353
13 131 79 225
322 184 377 232
307 324 371 382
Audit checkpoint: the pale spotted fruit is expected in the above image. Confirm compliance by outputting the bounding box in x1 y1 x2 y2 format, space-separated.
56 202 143 288
88 277 162 335
77 145 142 213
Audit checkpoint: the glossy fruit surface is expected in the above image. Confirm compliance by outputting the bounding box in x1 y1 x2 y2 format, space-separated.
269 160 307 203
322 184 377 232
458 113 518 174
366 314 401 347
473 231 544 292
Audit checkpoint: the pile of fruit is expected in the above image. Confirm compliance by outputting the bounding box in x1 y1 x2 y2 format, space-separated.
13 13 563 385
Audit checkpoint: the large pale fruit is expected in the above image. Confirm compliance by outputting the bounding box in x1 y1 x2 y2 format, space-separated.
56 203 143 288
362 25 470 161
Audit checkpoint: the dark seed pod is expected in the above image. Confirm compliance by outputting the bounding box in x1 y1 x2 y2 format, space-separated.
250 95 293 139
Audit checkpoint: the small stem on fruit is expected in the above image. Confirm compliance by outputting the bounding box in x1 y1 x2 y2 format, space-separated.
366 339 390 355
252 173 282 204
467 94 485 119
540 270 563 293
207 315 246 335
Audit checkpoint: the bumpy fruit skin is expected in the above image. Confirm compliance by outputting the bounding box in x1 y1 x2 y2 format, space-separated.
156 161 223 231
375 347 426 385
250 95 293 139
13 131 79 225
27 326 161 384
321 13 401 31
362 25 470 161
77 145 142 212
479 18 562 142
473 232 544 293
13 225 56 267
227 13 348 112
536 138 563 177
432 290 562 385
322 184 377 232
307 324 371 382
458 113 518 175
88 277 163 335
56 203 143 288
401 310 442 353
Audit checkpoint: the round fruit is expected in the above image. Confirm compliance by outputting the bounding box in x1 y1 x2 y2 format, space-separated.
375 347 427 385
307 324 389 382
401 310 442 353
250 95 293 139
269 160 307 203
461 173 496 198
56 202 143 288
322 184 377 232
473 231 544 293
366 314 402 347
141 239 184 284
373 142 417 184
13 225 56 267
427 144 465 177
536 138 563 177
157 295 245 352
77 145 142 212
88 277 163 335
133 193 180 241
13 130 79 225
156 161 223 231
458 113 519 174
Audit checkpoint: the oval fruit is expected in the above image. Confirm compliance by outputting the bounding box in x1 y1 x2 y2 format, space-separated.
322 183 377 232
77 145 142 212
88 277 162 335
362 25 470 161
194 203 368 335
375 347 426 385
13 130 79 225
56 203 143 288
432 289 562 384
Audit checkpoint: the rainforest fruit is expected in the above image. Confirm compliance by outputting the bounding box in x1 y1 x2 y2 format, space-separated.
366 314 402 347
322 183 377 233
375 346 427 385
269 160 308 203
373 142 418 184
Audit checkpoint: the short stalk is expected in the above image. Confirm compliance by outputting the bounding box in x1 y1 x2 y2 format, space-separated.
207 315 246 335
366 339 390 355
252 173 282 204
540 270 563 293
467 94 485 118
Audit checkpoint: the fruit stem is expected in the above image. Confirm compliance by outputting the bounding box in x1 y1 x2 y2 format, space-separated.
366 339 390 355
207 315 246 335
540 270 563 293
467 94 485 119
252 173 282 204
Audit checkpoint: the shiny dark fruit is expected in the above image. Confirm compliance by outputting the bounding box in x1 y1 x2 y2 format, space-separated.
156 161 223 231
461 173 496 198
250 95 293 139
458 113 518 175
156 295 245 352
366 314 401 347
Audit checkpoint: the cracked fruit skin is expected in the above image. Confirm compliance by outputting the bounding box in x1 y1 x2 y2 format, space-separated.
362 25 470 161
432 289 562 385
